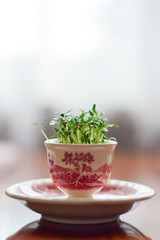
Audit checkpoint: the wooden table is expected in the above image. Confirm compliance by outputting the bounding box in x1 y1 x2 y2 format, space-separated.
1 149 160 239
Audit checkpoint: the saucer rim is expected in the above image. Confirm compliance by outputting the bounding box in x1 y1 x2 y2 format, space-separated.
6 178 156 204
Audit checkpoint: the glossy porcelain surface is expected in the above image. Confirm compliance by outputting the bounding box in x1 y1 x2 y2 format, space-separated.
6 178 155 224
45 139 117 197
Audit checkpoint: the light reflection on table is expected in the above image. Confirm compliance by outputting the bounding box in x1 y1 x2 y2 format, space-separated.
6 218 151 240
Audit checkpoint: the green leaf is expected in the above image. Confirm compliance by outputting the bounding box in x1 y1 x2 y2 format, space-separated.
50 136 58 139
92 104 96 112
109 137 117 141
34 104 119 144
108 124 119 128
55 128 60 133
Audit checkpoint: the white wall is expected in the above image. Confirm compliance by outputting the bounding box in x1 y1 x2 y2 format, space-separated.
0 0 160 149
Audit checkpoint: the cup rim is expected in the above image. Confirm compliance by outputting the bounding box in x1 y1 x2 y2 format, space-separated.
45 139 117 146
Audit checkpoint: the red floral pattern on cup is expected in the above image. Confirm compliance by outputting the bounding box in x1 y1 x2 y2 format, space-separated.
48 152 112 190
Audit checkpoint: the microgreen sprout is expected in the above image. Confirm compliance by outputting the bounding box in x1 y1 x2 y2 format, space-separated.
33 118 49 140
34 104 119 144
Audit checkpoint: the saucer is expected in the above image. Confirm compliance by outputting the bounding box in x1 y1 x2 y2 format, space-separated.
6 178 155 224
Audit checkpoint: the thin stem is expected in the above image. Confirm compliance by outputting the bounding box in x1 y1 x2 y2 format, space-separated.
39 126 48 140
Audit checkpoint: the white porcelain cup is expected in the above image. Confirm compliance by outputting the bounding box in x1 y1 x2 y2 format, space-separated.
45 139 117 197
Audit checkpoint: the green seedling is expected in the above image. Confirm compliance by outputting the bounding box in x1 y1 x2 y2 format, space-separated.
34 104 119 144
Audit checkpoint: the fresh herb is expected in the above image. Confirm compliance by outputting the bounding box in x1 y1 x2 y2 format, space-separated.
34 104 119 144
33 118 48 140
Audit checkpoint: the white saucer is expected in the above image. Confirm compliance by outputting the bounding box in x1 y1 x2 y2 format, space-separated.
6 178 155 224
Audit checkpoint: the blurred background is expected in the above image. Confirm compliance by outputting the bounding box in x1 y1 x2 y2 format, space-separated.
0 0 160 157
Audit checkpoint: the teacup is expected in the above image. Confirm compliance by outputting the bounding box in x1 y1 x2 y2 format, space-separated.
45 139 117 197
